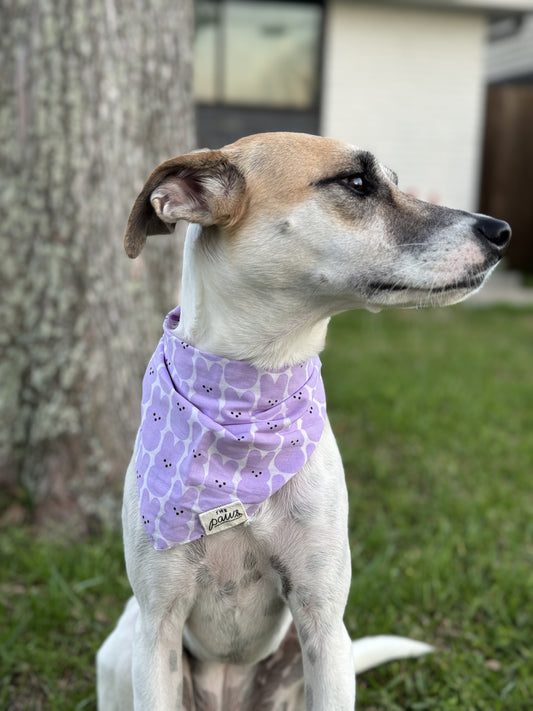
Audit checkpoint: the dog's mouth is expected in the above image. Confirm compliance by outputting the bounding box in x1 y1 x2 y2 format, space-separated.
367 272 487 295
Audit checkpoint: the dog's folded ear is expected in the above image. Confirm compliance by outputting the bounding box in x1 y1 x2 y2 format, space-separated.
124 151 246 258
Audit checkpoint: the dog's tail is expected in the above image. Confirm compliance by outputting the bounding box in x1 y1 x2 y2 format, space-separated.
352 635 434 674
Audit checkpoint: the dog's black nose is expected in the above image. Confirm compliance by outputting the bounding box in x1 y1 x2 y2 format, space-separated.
474 215 512 256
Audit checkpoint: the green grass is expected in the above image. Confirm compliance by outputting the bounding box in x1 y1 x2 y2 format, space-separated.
0 529 129 710
2 305 532 709
324 306 533 709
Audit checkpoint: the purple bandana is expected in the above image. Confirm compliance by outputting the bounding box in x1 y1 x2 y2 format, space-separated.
135 306 327 550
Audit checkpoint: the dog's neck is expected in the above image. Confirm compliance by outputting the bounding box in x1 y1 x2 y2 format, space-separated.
175 224 330 370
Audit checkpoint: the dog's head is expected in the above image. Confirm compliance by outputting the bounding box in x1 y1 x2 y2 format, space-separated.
125 132 510 311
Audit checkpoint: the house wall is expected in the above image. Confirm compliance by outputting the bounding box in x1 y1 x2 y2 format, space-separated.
321 1 487 210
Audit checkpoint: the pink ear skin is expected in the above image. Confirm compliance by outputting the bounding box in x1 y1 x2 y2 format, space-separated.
123 152 245 259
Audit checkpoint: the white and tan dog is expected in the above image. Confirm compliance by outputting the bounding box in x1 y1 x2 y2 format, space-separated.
97 132 510 710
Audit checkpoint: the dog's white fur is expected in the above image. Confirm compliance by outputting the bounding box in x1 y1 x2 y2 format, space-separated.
97 133 509 710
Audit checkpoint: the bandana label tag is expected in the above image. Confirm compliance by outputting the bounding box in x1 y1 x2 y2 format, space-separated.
199 501 249 536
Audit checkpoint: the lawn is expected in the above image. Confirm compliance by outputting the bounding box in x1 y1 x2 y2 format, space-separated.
1 305 532 710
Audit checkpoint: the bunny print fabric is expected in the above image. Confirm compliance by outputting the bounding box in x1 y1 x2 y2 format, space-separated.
135 307 327 550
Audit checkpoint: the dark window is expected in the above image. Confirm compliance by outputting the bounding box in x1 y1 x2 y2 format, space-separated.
195 0 324 146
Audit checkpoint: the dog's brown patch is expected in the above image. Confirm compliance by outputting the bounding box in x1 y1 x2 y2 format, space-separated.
124 133 360 258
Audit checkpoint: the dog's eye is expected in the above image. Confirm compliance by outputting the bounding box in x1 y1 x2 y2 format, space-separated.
340 175 367 196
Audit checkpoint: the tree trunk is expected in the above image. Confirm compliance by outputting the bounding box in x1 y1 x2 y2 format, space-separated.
0 0 195 533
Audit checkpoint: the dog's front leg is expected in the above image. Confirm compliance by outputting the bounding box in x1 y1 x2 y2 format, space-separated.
269 429 356 710
286 542 355 711
123 458 195 711
131 603 189 710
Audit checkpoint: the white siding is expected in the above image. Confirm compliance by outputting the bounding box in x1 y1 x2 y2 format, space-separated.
321 1 487 211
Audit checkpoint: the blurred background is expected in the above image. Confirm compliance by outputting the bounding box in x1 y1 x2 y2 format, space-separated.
1 0 532 544
1 0 532 541
195 0 533 263
1 2 533 707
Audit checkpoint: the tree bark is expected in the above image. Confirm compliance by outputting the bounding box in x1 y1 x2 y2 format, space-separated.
0 0 195 532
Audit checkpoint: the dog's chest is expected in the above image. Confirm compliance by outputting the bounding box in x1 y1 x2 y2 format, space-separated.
189 516 282 604
184 522 293 663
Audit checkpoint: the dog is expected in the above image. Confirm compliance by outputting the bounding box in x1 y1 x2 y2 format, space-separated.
97 132 510 710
